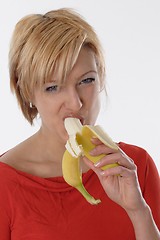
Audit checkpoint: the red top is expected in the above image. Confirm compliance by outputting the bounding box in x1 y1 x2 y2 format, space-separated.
0 142 160 240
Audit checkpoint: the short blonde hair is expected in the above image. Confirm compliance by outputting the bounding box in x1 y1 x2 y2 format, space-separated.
9 8 106 124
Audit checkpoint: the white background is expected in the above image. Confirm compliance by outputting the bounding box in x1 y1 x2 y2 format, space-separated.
0 0 160 173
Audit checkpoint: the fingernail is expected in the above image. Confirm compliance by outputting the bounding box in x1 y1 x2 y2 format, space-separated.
91 136 97 139
100 171 105 176
94 161 100 167
91 137 98 142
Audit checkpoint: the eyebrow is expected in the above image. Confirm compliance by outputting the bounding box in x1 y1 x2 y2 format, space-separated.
47 70 98 84
78 70 98 79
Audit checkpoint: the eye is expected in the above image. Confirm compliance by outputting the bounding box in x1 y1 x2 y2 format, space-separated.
79 77 95 85
45 85 58 92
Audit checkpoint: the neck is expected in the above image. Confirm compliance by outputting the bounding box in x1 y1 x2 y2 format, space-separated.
32 128 66 163
30 128 90 173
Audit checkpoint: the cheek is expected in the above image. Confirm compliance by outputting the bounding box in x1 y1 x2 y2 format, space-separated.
90 94 101 123
89 84 101 110
82 87 101 124
34 97 53 121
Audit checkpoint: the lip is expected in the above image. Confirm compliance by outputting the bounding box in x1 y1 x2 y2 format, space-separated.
64 114 85 125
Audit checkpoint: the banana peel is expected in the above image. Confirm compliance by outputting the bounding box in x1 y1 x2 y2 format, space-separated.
62 150 101 205
62 117 119 205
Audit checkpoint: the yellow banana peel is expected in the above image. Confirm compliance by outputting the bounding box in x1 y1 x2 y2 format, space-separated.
62 117 119 205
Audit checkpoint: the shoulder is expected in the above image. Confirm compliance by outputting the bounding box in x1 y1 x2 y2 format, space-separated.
0 149 21 184
119 141 152 167
0 161 19 215
0 160 18 185
118 141 159 179
119 141 160 175
119 141 160 190
0 160 20 226
119 141 147 154
0 144 30 175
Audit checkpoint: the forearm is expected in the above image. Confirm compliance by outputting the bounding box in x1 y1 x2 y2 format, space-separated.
127 204 160 240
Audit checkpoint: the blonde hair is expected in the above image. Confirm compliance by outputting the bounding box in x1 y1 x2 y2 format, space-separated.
9 8 106 124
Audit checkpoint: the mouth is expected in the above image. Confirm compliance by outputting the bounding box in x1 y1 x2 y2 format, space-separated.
64 115 84 125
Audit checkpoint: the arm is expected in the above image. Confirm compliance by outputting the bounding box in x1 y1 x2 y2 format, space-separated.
83 138 160 240
127 204 160 240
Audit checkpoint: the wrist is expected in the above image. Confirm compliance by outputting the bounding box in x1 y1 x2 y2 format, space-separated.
126 203 150 222
126 204 160 240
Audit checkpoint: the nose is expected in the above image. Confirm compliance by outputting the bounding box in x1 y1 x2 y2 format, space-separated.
65 87 82 111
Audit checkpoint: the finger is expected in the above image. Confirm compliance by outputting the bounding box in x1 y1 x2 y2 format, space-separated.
100 165 137 179
118 147 136 168
94 152 136 170
82 156 103 175
91 137 103 145
118 147 134 164
90 143 117 156
91 137 119 149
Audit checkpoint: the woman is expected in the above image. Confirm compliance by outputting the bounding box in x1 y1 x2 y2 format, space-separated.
0 8 159 240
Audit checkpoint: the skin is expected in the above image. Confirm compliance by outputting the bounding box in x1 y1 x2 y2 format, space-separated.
0 47 101 177
83 139 160 239
33 47 101 145
0 47 159 239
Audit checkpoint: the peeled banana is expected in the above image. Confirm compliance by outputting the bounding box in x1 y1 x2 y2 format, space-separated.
62 117 119 205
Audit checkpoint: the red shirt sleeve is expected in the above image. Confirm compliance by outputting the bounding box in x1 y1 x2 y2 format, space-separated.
0 176 12 240
120 142 160 230
143 150 160 230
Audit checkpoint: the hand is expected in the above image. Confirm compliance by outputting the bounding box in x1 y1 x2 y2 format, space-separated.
83 138 147 214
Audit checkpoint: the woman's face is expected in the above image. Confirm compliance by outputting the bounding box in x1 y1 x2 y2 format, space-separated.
33 47 102 143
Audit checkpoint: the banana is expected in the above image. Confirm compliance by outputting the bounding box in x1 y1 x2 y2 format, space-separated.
62 117 119 205
62 150 101 205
